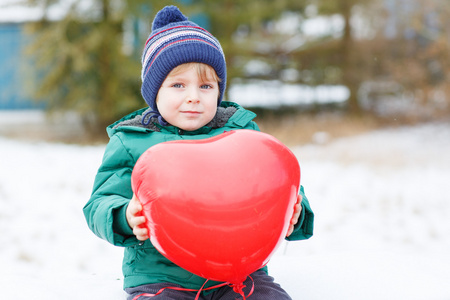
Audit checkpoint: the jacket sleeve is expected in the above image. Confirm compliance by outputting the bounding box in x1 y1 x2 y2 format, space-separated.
83 134 139 247
285 185 314 241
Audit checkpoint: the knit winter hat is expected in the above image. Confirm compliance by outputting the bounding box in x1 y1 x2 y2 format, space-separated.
141 6 226 121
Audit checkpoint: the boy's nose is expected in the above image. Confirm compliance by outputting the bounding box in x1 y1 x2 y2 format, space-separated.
186 87 200 103
187 98 200 104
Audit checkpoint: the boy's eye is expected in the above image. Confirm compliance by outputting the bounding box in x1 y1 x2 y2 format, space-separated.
172 83 184 88
201 84 213 89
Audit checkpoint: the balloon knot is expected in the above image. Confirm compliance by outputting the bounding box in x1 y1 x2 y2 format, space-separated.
232 282 246 294
229 276 254 300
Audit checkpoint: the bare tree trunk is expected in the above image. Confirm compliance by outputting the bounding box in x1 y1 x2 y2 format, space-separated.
98 0 114 127
340 0 361 114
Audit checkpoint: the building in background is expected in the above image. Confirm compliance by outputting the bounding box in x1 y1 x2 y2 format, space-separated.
0 2 45 110
0 22 40 109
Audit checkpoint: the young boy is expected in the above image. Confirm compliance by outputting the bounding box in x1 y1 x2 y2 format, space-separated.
83 5 314 300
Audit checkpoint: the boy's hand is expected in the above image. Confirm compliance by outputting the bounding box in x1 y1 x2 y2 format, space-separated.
286 195 302 237
126 194 149 241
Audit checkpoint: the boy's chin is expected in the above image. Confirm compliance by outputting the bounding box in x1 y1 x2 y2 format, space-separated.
177 119 214 132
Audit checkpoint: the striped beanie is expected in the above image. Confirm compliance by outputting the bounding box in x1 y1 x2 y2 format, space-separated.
141 5 227 117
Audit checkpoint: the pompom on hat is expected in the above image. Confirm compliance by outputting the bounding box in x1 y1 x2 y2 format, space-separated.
141 5 227 124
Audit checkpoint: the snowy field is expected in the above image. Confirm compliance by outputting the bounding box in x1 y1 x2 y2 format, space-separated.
1 121 450 300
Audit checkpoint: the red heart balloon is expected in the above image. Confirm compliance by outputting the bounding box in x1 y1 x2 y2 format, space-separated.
131 129 300 284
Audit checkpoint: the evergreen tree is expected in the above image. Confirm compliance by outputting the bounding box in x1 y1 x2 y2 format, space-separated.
25 0 166 133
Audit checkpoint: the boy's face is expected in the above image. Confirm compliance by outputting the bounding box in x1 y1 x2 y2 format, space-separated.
156 64 219 131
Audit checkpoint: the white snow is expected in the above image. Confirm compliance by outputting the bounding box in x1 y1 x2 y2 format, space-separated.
230 81 349 108
1 121 449 299
0 0 99 23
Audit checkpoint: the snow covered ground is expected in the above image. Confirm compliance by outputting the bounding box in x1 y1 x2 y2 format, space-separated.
1 121 449 299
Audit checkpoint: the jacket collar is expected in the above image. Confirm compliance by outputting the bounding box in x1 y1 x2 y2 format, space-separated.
107 101 256 137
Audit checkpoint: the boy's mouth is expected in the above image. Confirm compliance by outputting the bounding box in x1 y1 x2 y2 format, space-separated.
181 111 201 115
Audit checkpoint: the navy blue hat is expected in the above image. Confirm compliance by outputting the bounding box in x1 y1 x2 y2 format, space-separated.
141 6 227 118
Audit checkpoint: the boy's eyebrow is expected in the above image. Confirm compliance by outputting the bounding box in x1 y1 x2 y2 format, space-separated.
165 75 187 81
202 78 218 84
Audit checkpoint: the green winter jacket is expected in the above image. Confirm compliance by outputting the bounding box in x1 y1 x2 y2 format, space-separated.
83 101 314 291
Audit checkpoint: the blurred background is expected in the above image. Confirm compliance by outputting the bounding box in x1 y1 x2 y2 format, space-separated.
1 0 449 144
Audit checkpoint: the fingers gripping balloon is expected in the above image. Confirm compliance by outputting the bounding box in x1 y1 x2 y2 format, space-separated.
131 129 300 287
